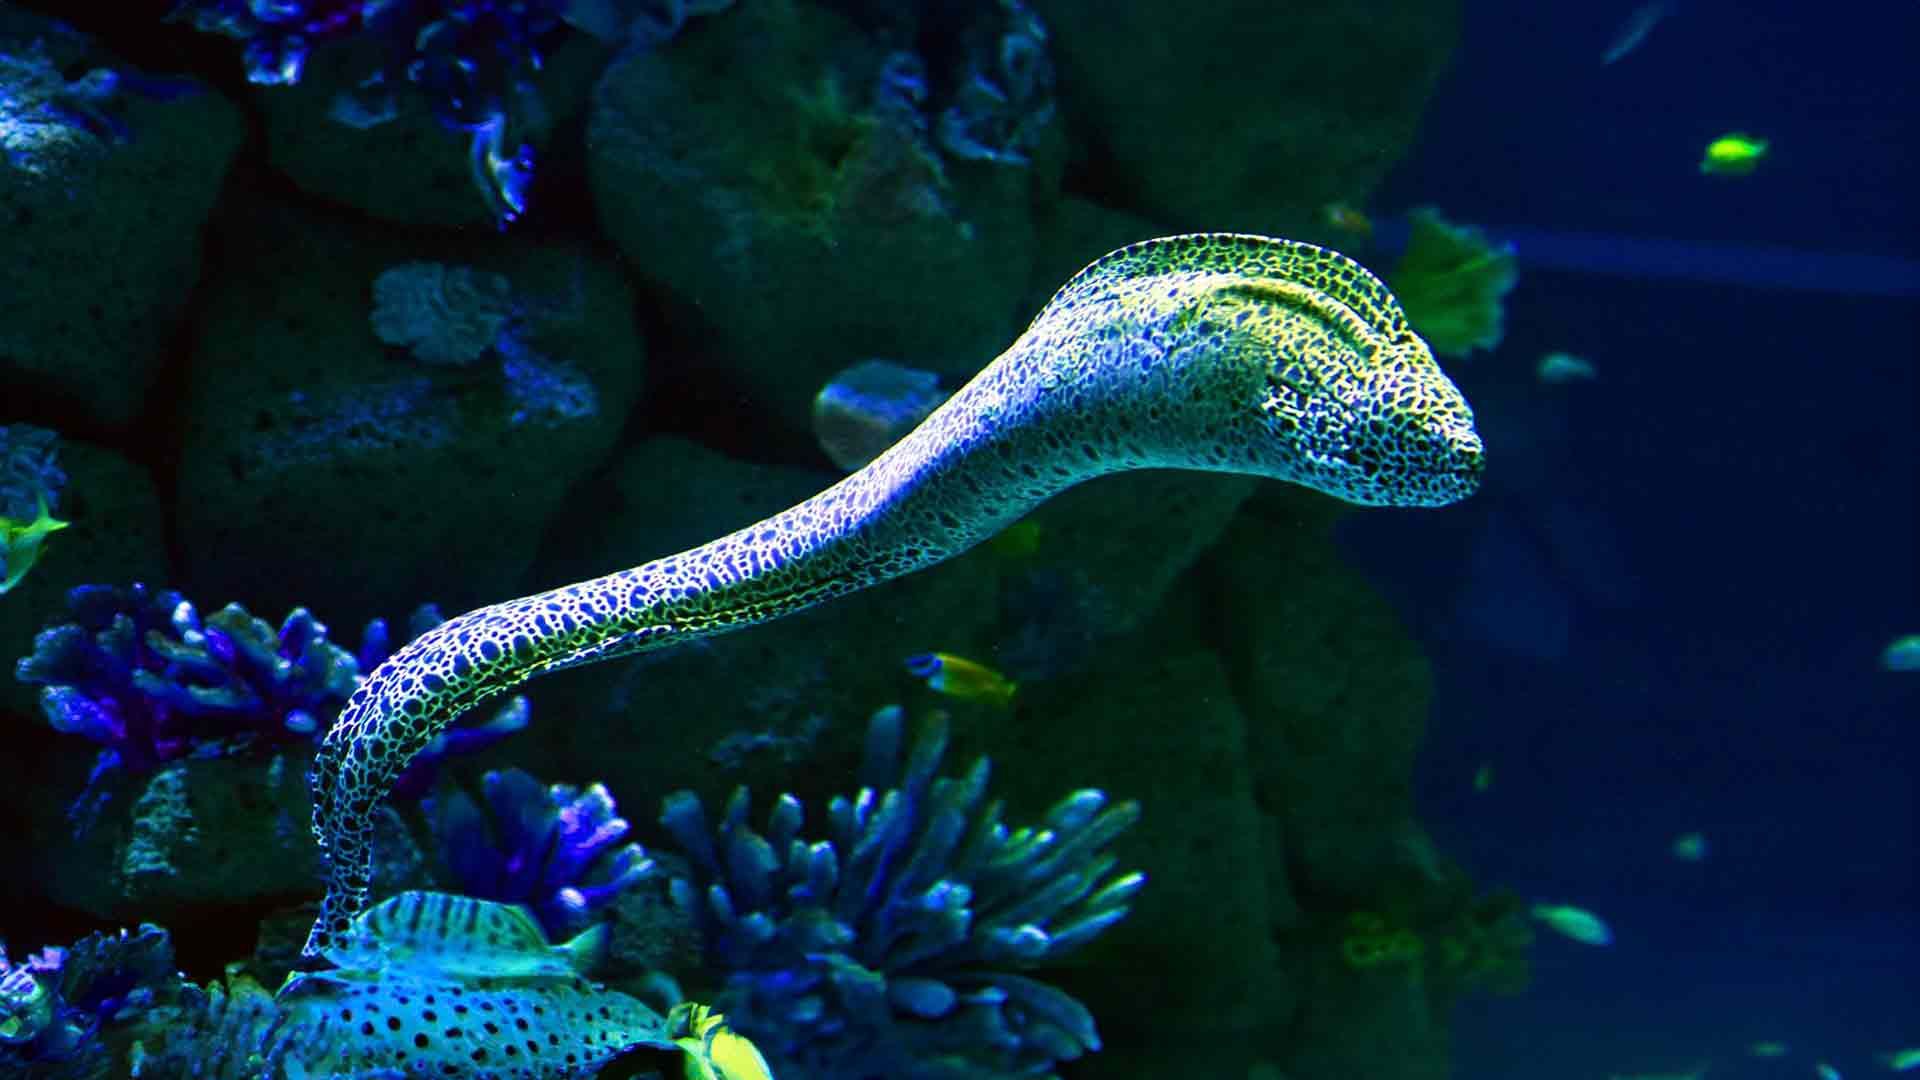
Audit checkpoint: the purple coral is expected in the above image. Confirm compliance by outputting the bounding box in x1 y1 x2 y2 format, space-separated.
169 0 580 222
0 424 65 519
428 767 654 940
0 924 179 1071
13 584 525 787
933 0 1055 167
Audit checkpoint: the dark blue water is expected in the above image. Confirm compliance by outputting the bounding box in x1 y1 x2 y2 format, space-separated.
1349 2 1920 1076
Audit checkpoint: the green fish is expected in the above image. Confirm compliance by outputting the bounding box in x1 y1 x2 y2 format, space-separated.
0 492 69 595
320 889 608 980
277 892 678 1079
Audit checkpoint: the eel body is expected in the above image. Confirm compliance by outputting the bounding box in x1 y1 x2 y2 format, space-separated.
302 233 1484 959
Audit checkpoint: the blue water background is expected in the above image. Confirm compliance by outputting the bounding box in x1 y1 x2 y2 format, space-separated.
1344 2 1920 1075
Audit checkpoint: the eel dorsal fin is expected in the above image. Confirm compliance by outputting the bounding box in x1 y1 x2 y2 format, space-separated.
1039 232 1418 347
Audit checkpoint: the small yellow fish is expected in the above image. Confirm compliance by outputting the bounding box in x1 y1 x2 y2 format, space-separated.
1320 201 1374 240
905 652 1018 707
1530 903 1613 945
0 492 70 594
669 1003 774 1080
1880 634 1920 672
987 519 1044 559
1700 132 1768 176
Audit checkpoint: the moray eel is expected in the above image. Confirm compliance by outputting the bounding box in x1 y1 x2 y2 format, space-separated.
301 233 1484 960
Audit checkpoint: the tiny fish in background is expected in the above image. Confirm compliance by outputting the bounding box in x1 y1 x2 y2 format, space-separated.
1881 1048 1920 1072
987 519 1045 559
1602 1 1673 65
671 1002 775 1080
1537 351 1598 383
1472 762 1494 793
1670 831 1708 861
1530 903 1613 945
1701 133 1768 176
905 652 1019 707
1750 1042 1790 1057
1816 1063 1844 1080
1319 200 1374 240
1879 634 1920 672
812 359 948 471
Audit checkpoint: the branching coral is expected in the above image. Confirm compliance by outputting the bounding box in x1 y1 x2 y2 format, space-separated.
659 705 1142 1080
0 924 180 1076
934 0 1056 167
428 767 654 941
170 0 732 223
14 584 525 786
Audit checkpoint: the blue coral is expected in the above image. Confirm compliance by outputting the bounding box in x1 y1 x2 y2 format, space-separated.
933 0 1055 167
428 767 654 940
659 705 1142 1080
0 924 179 1073
169 0 586 222
0 424 65 520
13 584 525 786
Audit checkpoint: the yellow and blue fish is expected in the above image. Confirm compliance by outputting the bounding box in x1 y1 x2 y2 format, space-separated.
905 652 1018 707
669 1002 775 1080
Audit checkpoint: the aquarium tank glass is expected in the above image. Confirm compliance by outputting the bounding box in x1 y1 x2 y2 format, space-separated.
0 1 1913 1078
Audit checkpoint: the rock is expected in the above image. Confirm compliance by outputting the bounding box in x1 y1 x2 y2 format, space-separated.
1031 0 1459 232
587 0 1045 437
38 752 314 920
29 745 431 925
175 204 643 628
0 11 241 429
983 640 1293 1037
1212 495 1436 905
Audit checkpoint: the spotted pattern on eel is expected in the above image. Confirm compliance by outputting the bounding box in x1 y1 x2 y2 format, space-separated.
301 233 1485 959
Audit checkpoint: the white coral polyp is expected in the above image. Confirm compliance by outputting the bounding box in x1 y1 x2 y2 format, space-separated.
369 262 514 366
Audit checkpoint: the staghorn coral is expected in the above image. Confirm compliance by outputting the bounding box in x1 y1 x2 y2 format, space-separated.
658 705 1142 1080
428 767 655 941
14 584 525 788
